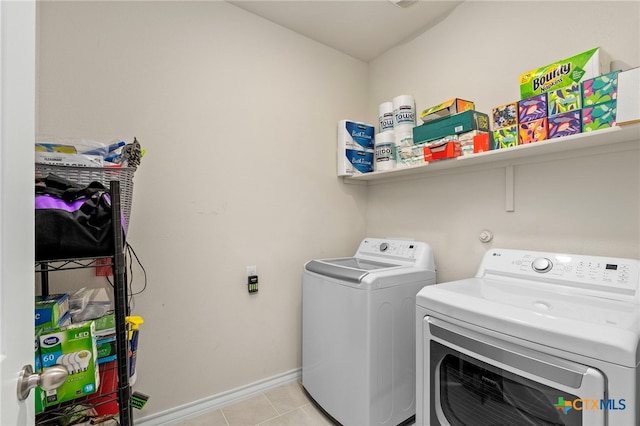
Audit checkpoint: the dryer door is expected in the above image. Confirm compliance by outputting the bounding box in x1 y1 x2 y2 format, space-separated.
423 316 607 426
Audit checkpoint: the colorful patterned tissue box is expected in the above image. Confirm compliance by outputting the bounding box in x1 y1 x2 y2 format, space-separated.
548 83 582 116
548 111 582 139
582 100 617 132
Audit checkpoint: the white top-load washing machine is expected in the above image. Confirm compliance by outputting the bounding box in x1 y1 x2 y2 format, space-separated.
303 238 436 426
416 248 640 426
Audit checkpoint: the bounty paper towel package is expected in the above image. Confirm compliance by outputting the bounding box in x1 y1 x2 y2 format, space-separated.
519 47 610 99
337 120 375 176
39 321 99 407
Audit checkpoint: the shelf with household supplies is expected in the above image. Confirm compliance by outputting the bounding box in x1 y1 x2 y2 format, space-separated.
343 123 640 186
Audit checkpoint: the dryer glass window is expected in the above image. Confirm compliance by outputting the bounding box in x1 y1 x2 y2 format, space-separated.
431 341 581 426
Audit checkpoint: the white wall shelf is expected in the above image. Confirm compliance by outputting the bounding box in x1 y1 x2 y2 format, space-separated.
343 124 640 186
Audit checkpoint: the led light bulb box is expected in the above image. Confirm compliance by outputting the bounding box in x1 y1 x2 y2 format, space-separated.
519 47 610 99
39 321 99 407
413 110 490 145
35 293 69 329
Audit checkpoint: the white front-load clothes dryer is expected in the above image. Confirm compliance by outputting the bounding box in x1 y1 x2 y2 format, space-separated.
303 238 436 426
416 249 640 426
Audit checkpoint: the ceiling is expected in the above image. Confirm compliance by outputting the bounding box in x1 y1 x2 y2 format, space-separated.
226 1 463 62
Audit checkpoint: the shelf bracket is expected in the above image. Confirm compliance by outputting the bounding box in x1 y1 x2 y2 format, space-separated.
506 165 515 212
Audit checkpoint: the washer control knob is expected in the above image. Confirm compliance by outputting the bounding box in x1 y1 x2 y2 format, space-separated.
532 257 553 273
380 242 389 252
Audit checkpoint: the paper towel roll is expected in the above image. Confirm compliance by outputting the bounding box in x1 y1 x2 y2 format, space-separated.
378 102 394 133
374 132 396 172
392 95 416 128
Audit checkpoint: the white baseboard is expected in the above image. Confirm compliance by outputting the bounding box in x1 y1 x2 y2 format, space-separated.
135 368 302 426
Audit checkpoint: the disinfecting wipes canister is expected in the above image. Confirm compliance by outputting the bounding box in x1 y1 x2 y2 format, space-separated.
374 132 396 172
378 102 394 133
392 95 416 128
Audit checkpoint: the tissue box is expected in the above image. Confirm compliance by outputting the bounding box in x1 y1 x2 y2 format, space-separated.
519 94 548 122
582 100 617 132
338 148 374 176
413 110 490 144
493 125 519 149
615 67 640 125
548 111 582 139
40 321 100 407
424 138 461 161
35 294 69 330
582 71 619 107
519 47 609 99
548 83 582 116
419 98 475 122
519 118 548 144
492 102 519 129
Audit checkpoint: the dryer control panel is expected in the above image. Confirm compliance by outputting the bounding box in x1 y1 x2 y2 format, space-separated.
356 238 435 270
479 249 640 302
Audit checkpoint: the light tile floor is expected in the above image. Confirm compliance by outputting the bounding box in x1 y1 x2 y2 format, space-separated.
174 381 336 426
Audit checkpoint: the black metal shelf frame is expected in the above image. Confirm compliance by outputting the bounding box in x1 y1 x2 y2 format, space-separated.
35 181 132 426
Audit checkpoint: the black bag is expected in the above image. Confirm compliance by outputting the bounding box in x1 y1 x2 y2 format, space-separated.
35 174 123 261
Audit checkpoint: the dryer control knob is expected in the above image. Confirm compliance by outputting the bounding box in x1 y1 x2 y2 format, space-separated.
532 257 553 273
380 242 389 252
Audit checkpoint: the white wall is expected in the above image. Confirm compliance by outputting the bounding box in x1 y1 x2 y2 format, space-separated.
36 1 369 418
367 1 640 282
35 0 640 420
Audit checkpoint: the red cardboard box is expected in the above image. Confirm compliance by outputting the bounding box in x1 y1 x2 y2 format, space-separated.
424 141 461 161
473 133 490 153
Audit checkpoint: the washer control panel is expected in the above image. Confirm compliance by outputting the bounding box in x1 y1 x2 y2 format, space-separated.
479 249 639 300
356 238 435 270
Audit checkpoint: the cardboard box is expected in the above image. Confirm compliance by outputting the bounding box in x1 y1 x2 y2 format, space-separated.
519 94 548 123
492 102 519 129
582 71 619 107
582 100 617 132
519 47 609 99
474 133 491 153
548 111 582 139
34 152 103 168
35 294 69 330
413 110 490 144
424 139 461 161
419 98 475 122
616 67 640 125
39 321 99 407
492 125 519 149
547 82 582 116
519 118 548 144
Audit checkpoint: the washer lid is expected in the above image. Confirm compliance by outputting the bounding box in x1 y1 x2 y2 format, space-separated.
305 257 400 283
417 277 640 367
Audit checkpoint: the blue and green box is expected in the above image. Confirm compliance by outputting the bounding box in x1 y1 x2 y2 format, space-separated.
492 125 519 149
582 100 617 132
582 71 619 107
413 110 490 144
39 321 99 407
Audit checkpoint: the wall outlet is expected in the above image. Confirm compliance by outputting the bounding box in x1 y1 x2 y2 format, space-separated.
246 266 257 277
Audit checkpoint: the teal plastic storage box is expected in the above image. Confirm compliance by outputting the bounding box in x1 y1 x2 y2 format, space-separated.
413 110 490 144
